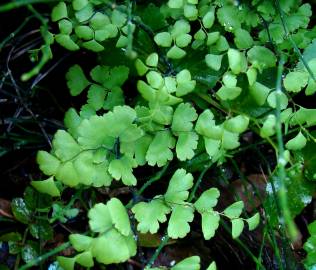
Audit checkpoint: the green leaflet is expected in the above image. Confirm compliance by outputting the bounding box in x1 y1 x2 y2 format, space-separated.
175 132 198 161
171 256 200 270
247 46 277 71
194 188 220 213
223 201 244 219
132 198 170 234
216 86 242 100
284 71 309 92
224 115 249 134
108 155 137 186
171 103 197 133
66 65 90 96
88 203 113 233
205 54 223 71
53 130 81 161
146 130 175 167
37 151 60 176
92 229 136 264
246 213 260 231
88 198 131 235
201 211 220 240
167 205 194 239
206 261 217 270
31 177 60 197
227 49 247 74
217 5 241 32
232 218 244 239
70 234 93 252
285 131 307 150
51 2 68 22
165 169 194 204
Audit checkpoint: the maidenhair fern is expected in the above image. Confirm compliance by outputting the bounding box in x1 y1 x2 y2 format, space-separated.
25 0 316 269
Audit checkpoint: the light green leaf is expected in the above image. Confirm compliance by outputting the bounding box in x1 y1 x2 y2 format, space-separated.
137 81 156 101
111 10 127 27
66 65 90 96
205 54 223 71
133 135 153 165
234 28 253 49
88 203 113 233
217 6 241 32
165 169 194 204
221 130 240 149
172 103 197 133
222 72 237 87
31 177 60 197
75 251 94 267
285 131 307 150
167 205 194 239
107 198 131 236
58 19 72 35
132 198 171 234
37 151 60 176
90 12 110 30
224 201 244 219
51 2 67 22
284 71 309 92
206 261 217 270
146 53 159 67
224 115 249 134
92 229 136 264
87 84 106 110
184 4 198 20
146 130 175 167
55 161 80 187
167 46 186 59
247 46 277 71
75 4 93 22
175 33 192 48
147 71 164 89
75 25 93 40
154 32 173 47
195 110 219 139
246 213 260 231
216 86 242 100
82 40 104 52
171 256 200 270
176 132 198 161
201 211 220 240
168 0 183 9
306 80 316 96
246 67 257 86
57 256 75 270
194 188 220 213
227 49 247 74
260 115 276 138
72 0 88 11
249 82 271 106
53 130 81 161
90 65 129 90
55 34 79 51
135 59 149 76
108 156 137 186
204 138 221 158
69 234 93 252
267 91 288 110
207 32 220 45
202 9 215 29
171 20 190 37
232 218 244 239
